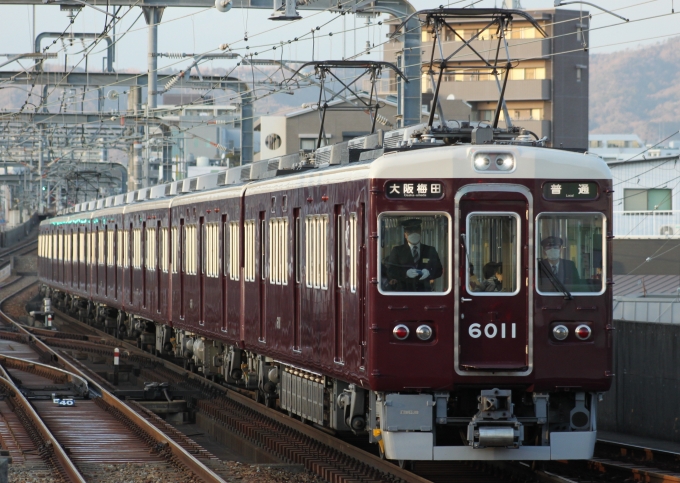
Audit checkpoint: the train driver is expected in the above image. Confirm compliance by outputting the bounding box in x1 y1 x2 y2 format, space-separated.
539 236 581 290
387 219 443 292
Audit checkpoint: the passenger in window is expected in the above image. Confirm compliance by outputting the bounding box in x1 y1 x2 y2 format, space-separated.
476 262 503 292
539 236 581 288
387 219 443 292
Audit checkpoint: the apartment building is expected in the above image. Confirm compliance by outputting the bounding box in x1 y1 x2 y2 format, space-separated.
384 8 589 150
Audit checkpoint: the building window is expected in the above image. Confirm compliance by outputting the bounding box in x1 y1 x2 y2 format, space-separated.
300 138 317 152
269 217 288 285
576 67 582 83
305 214 328 289
244 220 256 282
607 140 625 148
589 140 603 149
624 189 672 211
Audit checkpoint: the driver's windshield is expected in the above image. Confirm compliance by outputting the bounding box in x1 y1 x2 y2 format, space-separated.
536 213 605 295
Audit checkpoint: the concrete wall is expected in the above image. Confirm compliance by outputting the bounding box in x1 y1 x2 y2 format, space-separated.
598 320 680 443
1 213 39 248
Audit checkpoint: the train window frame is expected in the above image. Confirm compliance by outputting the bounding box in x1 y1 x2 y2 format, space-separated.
228 221 240 281
305 214 329 290
465 211 522 297
269 217 288 285
244 219 256 282
535 212 607 297
377 211 452 297
171 226 178 274
349 212 357 293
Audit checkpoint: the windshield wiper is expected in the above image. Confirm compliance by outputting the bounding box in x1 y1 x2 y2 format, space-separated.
538 259 573 300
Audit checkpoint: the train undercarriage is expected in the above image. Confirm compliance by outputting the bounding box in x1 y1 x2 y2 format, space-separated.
44 287 600 461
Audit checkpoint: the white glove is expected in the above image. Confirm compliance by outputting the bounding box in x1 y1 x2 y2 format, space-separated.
406 268 419 278
419 269 430 280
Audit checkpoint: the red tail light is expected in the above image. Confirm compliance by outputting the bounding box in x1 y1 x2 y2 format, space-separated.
575 325 592 340
393 324 409 340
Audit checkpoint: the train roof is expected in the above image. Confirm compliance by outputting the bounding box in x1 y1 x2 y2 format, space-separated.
50 123 611 221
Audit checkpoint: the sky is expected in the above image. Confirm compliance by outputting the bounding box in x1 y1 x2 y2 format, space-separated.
0 0 678 77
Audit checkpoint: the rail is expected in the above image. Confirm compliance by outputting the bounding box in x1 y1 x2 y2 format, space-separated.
0 284 229 483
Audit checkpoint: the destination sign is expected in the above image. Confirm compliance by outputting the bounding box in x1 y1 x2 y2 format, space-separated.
543 182 598 200
385 181 444 200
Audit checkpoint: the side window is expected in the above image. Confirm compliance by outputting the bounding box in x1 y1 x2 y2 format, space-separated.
133 228 141 269
52 233 57 260
80 231 86 263
117 230 123 267
171 226 178 274
206 223 219 278
161 227 169 273
244 219 255 282
379 214 450 294
89 231 95 265
146 227 156 270
305 214 328 289
123 229 129 268
349 213 357 293
98 230 105 265
269 217 288 285
465 213 520 295
107 230 115 267
228 221 240 280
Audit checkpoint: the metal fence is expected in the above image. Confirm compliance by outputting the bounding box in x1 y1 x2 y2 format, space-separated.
613 210 680 238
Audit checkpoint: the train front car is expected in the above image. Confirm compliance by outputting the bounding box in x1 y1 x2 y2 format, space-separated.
367 145 613 461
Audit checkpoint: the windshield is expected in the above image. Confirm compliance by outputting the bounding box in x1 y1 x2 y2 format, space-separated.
379 213 450 294
536 213 605 295
466 213 520 295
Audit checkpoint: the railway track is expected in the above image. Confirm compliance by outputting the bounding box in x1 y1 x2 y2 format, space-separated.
9 282 526 483
0 281 230 483
12 267 679 483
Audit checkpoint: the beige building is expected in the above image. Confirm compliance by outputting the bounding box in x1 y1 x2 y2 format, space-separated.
255 95 469 159
383 8 590 150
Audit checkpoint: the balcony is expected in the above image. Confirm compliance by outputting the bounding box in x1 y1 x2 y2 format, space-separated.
437 79 551 102
613 211 680 238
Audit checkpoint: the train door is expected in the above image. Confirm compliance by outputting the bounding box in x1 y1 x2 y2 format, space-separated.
259 211 266 343
157 220 162 315
456 187 531 375
179 218 185 320
334 205 344 364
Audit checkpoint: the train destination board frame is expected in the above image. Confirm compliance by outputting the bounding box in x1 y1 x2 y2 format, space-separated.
543 182 599 200
385 181 445 199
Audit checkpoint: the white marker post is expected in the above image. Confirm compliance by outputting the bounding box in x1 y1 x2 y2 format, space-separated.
113 348 120 386
46 313 53 329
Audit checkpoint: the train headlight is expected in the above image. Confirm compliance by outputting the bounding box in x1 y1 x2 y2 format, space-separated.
416 324 433 341
495 154 515 171
575 324 592 340
393 324 409 340
474 154 491 171
553 325 569 341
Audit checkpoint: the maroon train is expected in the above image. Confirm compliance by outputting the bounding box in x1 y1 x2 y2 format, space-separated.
39 130 613 461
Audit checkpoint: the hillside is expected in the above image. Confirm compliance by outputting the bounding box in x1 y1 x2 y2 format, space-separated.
590 36 680 144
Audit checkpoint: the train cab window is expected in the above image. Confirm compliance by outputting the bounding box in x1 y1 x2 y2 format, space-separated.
466 214 520 295
379 213 450 294
536 213 605 295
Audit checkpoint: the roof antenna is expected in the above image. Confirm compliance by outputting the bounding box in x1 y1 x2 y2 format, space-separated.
553 1 629 22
